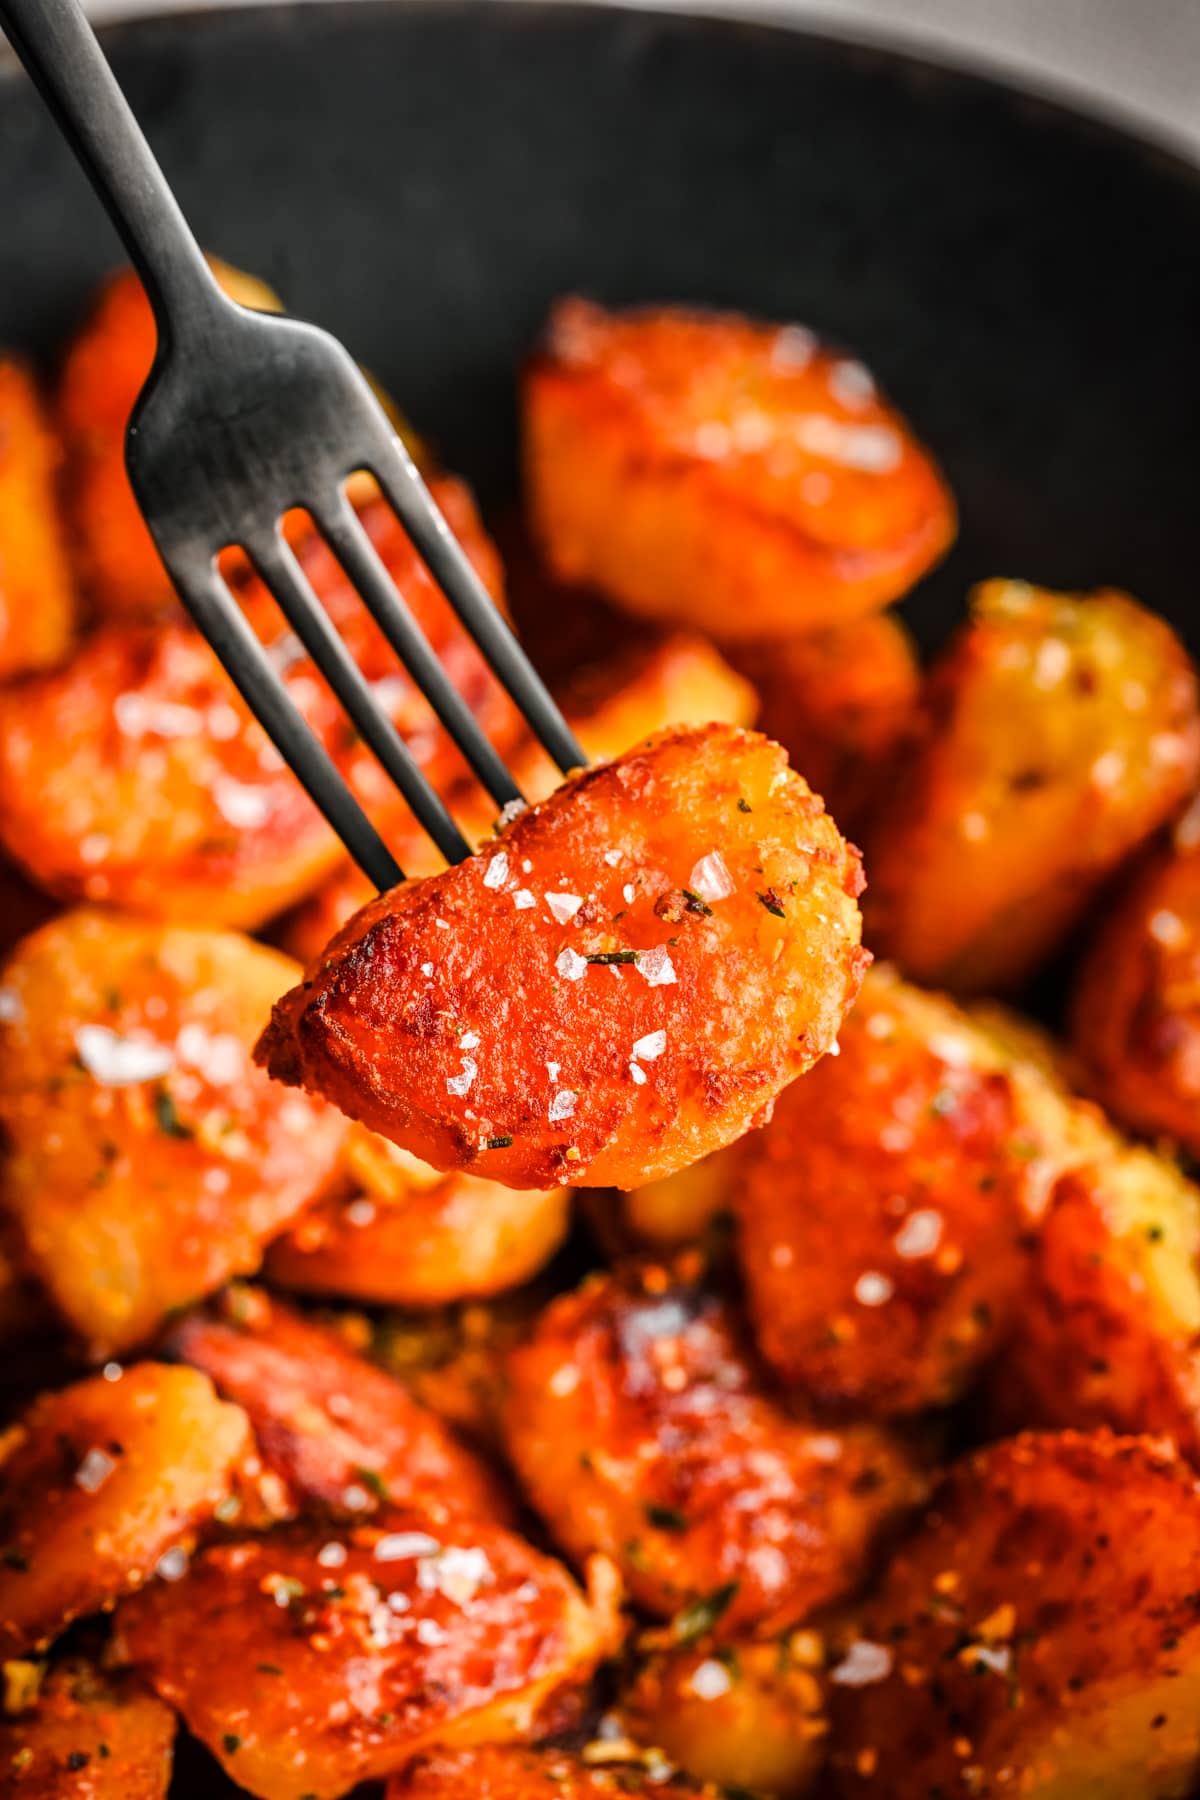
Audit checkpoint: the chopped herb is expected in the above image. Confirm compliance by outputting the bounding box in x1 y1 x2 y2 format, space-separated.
1146 1223 1165 1243
645 1503 689 1533
672 1581 739 1643
377 1711 395 1726
486 1135 514 1150
154 1088 192 1139
579 1451 595 1472
682 889 713 917
223 1735 242 1756
67 1753 89 1772
587 950 638 966
1 1547 29 1571
98 1744 110 1759
354 1466 391 1502
737 797 752 813
756 890 786 919
256 1663 284 1676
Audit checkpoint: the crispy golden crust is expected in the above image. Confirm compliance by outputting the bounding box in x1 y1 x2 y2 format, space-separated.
0 1659 175 1799
0 1363 250 1657
502 1265 923 1637
0 909 347 1356
0 360 76 677
828 1431 1200 1799
116 1512 621 1800
523 300 955 638
864 580 1200 993
387 1746 707 1800
258 724 867 1191
169 1290 508 1522
0 486 515 930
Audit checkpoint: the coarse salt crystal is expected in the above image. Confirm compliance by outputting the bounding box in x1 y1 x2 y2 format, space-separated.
831 1642 893 1687
102 1362 123 1382
375 1532 441 1562
636 946 677 988
1091 750 1126 789
483 852 509 889
513 889 536 910
1149 910 1188 948
75 1024 173 1086
460 1031 480 1050
416 1545 492 1606
0 988 22 1023
689 1659 733 1700
828 358 876 408
75 1447 116 1493
549 1363 580 1396
446 1057 478 1098
632 1029 666 1062
345 1199 376 1227
555 949 588 982
549 1088 577 1123
416 1619 448 1646
894 1210 943 1259
771 324 816 369
623 884 636 905
603 850 622 867
546 1061 561 1081
630 1062 647 1085
688 851 735 903
854 1271 895 1307
421 962 434 977
317 1541 348 1568
155 1546 189 1582
546 893 583 924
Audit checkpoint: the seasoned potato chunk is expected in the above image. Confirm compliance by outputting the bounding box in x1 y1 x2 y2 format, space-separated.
0 1363 250 1656
0 360 76 677
0 1658 175 1798
258 724 867 1191
829 1431 1200 1799
117 1511 620 1800
502 1265 923 1637
864 580 1200 992
267 1127 570 1305
0 909 347 1355
387 1746 703 1800
169 1289 507 1521
620 1635 828 1796
0 486 515 929
524 300 955 638
1070 826 1200 1155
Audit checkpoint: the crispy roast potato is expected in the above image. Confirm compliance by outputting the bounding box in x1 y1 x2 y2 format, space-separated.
386 1746 704 1800
0 909 347 1356
502 1264 923 1637
864 580 1200 992
828 1431 1200 1799
524 300 955 639
169 1289 507 1520
0 486 515 929
1070 821 1200 1155
267 1127 570 1305
0 1658 175 1798
728 612 919 831
611 1142 739 1251
619 1634 829 1797
258 724 868 1191
116 1511 621 1800
0 360 76 678
0 1363 250 1656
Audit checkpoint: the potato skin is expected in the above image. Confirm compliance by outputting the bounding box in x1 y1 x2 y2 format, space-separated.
169 1289 508 1521
387 1746 704 1800
267 1128 571 1305
258 724 868 1191
0 1658 175 1799
0 908 347 1356
0 1362 250 1656
864 580 1200 992
502 1265 923 1637
116 1512 620 1800
1070 830 1200 1155
829 1431 1200 1799
524 299 955 639
0 485 514 930
0 360 76 677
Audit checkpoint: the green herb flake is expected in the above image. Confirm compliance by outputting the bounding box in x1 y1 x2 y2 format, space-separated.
66 1753 90 1773
1 1548 29 1571
154 1088 192 1139
682 889 713 917
355 1466 391 1502
645 1503 689 1533
756 890 786 919
256 1663 284 1676
672 1581 739 1643
737 797 752 813
223 1735 242 1756
486 1135 514 1150
586 950 639 966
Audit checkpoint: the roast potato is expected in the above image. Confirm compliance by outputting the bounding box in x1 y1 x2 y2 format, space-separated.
502 1264 923 1637
612 1142 739 1251
0 1362 250 1656
0 359 76 677
0 908 347 1356
864 580 1200 991
524 299 955 639
258 723 868 1191
169 1288 507 1520
116 1510 621 1800
829 1431 1200 1799
387 1746 702 1800
0 1658 175 1798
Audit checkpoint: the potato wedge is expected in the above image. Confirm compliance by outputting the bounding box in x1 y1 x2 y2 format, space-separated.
258 724 868 1191
169 1289 508 1521
0 1362 250 1656
116 1511 621 1800
828 1431 1200 1799
387 1746 703 1800
0 909 347 1356
524 299 955 638
0 1658 175 1798
864 580 1200 992
502 1264 923 1637
0 360 76 678
267 1127 570 1305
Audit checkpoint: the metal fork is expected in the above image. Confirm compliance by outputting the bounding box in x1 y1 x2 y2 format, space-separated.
0 0 585 891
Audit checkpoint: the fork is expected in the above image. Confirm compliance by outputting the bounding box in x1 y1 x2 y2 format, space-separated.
0 0 586 891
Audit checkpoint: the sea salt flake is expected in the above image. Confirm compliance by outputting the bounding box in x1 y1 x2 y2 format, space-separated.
75 1447 116 1493
854 1271 895 1307
317 1542 348 1568
688 851 735 903
1150 910 1187 948
828 358 876 408
546 892 583 924
446 1057 478 1098
549 1088 577 1122
603 850 622 867
623 884 636 905
556 949 588 982
636 946 677 988
155 1546 190 1582
546 1061 561 1081
632 1029 667 1062
630 1062 647 1085
416 1545 493 1606
375 1532 441 1563
483 852 510 889
0 988 23 1023
460 1031 480 1050
421 962 434 977
76 1024 173 1086
416 1619 448 1646
513 889 536 909
831 1641 893 1687
771 324 816 370
894 1210 943 1259
689 1659 733 1700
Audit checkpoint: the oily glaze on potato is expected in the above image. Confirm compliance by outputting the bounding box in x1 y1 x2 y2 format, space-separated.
0 360 76 677
0 1363 250 1656
502 1265 923 1637
0 486 515 930
864 580 1200 992
0 1658 175 1798
524 300 955 639
258 723 868 1191
1070 825 1200 1155
387 1746 705 1800
829 1431 1200 1799
169 1289 507 1520
117 1511 621 1800
0 909 347 1356
267 1127 570 1305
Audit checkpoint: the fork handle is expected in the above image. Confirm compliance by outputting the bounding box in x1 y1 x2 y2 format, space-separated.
0 0 222 335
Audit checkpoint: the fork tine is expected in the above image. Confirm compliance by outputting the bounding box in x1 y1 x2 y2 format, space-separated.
162 550 405 891
243 527 473 867
313 490 525 813
366 441 588 775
